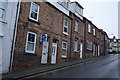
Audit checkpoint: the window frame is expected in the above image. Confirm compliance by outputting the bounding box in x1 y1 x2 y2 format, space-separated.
0 2 7 20
63 20 69 35
88 24 91 33
93 28 96 36
62 41 67 58
25 31 37 53
87 41 92 51
29 2 40 22
74 39 78 52
75 20 79 32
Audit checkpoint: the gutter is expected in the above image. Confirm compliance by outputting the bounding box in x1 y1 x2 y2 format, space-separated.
9 0 21 72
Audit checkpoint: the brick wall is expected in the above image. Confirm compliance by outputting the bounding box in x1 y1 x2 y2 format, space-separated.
13 2 71 71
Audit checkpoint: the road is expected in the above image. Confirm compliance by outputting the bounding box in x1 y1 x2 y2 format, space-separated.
23 54 120 79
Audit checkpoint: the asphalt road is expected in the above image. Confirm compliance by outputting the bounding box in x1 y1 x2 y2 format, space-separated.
24 54 120 79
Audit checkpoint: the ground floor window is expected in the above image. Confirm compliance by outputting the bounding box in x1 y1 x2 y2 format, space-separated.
62 41 67 58
87 41 92 51
74 39 78 52
25 31 37 53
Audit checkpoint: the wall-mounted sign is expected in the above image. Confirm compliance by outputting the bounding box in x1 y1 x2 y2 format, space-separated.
40 34 47 42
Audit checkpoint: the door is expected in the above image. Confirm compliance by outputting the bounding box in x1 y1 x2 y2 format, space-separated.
51 43 57 64
98 45 100 56
41 41 49 64
80 43 83 59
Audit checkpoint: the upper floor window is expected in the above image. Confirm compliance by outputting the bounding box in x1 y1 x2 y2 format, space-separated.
118 40 120 42
97 31 99 38
0 2 7 20
76 5 83 16
25 32 37 53
63 20 68 35
58 0 69 9
93 28 95 36
88 24 91 33
75 20 78 32
29 2 39 22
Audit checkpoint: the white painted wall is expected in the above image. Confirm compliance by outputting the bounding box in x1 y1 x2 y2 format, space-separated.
0 1 19 73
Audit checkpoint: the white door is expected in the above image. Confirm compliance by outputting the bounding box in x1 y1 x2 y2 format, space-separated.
41 41 49 64
98 45 100 56
51 43 57 64
80 43 83 59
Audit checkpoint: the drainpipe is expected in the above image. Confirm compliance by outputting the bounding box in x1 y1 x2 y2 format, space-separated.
69 13 73 61
9 0 21 72
83 19 86 59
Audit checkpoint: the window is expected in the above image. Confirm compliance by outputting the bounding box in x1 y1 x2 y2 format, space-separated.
62 41 67 58
0 2 7 19
76 5 83 16
75 20 78 32
97 31 99 38
25 32 37 53
93 28 95 36
58 0 69 9
118 40 120 42
63 20 68 35
87 41 92 50
74 40 78 52
29 2 39 22
88 24 91 33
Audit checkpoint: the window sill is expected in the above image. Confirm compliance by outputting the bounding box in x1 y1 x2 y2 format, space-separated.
0 19 7 24
63 32 69 36
87 48 92 51
61 55 67 58
74 31 79 34
24 52 37 56
88 32 91 34
28 18 40 25
74 50 79 53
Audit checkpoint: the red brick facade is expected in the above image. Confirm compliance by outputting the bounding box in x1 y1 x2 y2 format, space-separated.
12 1 109 72
13 2 71 71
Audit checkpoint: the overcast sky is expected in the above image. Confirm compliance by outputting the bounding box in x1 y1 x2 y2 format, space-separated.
71 0 118 38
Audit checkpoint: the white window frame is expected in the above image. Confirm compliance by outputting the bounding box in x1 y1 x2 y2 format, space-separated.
62 41 67 58
76 5 83 16
88 24 91 33
63 20 68 35
29 2 40 22
25 31 37 53
0 2 6 20
74 40 78 52
75 20 79 32
93 28 96 36
87 41 92 51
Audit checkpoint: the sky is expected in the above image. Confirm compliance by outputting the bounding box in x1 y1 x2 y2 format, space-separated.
71 0 118 38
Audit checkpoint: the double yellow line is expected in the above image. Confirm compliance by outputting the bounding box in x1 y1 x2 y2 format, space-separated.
19 60 94 80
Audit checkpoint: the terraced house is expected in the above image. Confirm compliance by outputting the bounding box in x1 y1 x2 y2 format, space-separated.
83 17 109 58
12 0 72 71
69 2 85 60
3 0 109 72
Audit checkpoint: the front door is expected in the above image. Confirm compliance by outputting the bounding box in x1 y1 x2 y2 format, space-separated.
51 43 57 64
41 41 49 64
80 43 83 59
98 45 100 56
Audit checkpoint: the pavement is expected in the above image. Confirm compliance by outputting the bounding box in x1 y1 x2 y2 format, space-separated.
2 55 109 79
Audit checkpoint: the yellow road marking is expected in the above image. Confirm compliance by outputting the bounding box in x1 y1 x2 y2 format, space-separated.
19 60 94 80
